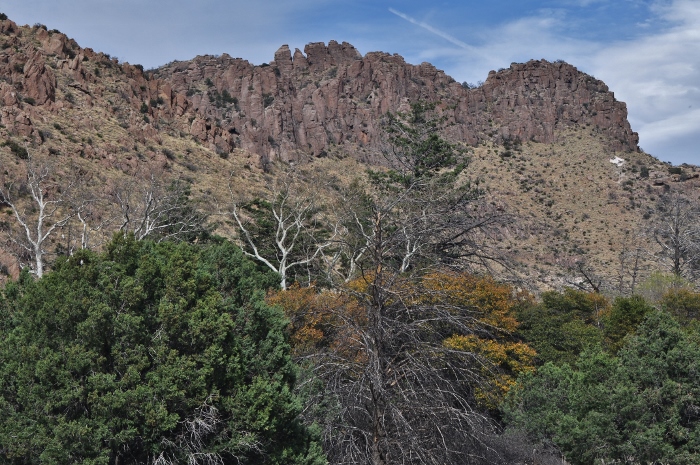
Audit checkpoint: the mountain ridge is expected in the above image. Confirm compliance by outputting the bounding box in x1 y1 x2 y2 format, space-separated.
0 15 697 291
0 15 639 167
151 40 640 165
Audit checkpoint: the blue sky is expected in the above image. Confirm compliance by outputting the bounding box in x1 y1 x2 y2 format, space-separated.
2 0 698 166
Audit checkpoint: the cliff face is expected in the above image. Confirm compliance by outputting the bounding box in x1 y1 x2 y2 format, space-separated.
2 17 694 292
0 17 638 168
153 41 639 164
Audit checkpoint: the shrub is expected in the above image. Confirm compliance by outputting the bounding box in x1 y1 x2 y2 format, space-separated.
221 89 235 104
0 237 324 465
263 93 274 108
2 140 29 159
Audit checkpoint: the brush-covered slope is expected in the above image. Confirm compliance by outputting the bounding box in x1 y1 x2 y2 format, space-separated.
0 15 696 290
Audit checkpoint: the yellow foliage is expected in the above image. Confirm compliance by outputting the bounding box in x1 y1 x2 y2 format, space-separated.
424 272 536 409
445 334 536 410
421 272 521 332
270 271 536 411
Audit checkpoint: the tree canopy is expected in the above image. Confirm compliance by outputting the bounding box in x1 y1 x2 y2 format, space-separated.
0 235 323 465
504 310 700 465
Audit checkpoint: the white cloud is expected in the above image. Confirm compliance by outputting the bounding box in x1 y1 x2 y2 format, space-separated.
589 0 700 162
428 0 700 164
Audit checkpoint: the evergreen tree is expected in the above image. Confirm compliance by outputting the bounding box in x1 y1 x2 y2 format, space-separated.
504 310 700 465
0 235 324 465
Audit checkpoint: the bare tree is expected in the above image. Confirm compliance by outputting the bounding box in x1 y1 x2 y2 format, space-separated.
74 196 116 251
0 154 75 277
297 103 513 465
228 168 335 290
652 192 700 282
110 169 206 242
152 396 260 465
615 228 649 295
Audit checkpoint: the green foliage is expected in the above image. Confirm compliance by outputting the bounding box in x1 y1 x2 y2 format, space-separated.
354 101 492 272
603 295 654 352
2 140 29 159
374 102 466 187
637 271 692 304
662 288 700 322
504 310 700 465
0 236 323 465
208 89 237 109
263 93 274 108
516 289 607 365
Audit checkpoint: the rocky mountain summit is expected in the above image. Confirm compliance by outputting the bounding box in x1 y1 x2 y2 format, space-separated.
1 16 696 290
0 15 637 168
154 40 639 165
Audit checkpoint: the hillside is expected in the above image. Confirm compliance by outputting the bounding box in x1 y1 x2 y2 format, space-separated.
0 16 698 290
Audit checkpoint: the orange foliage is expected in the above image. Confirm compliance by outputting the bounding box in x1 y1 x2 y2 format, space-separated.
267 284 326 355
267 284 366 361
270 271 536 410
422 272 536 409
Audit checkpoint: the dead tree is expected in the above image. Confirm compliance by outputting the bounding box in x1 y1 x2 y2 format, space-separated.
615 229 649 295
0 155 74 277
298 103 513 465
652 192 700 282
110 169 206 242
228 168 335 290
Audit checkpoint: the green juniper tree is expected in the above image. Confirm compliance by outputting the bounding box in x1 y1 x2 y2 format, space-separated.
504 310 700 465
0 235 324 465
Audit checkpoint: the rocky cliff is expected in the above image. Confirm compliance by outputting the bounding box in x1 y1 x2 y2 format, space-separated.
0 16 638 167
153 41 639 165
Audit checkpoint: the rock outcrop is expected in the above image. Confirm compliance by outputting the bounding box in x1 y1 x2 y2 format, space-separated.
0 16 639 166
153 42 639 163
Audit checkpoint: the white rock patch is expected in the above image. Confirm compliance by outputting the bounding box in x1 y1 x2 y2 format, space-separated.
610 156 625 167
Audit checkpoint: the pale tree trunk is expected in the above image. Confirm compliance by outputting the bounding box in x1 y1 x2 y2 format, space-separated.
0 156 74 277
228 170 333 290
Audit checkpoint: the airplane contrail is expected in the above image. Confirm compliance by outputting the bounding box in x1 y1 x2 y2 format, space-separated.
388 8 474 51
